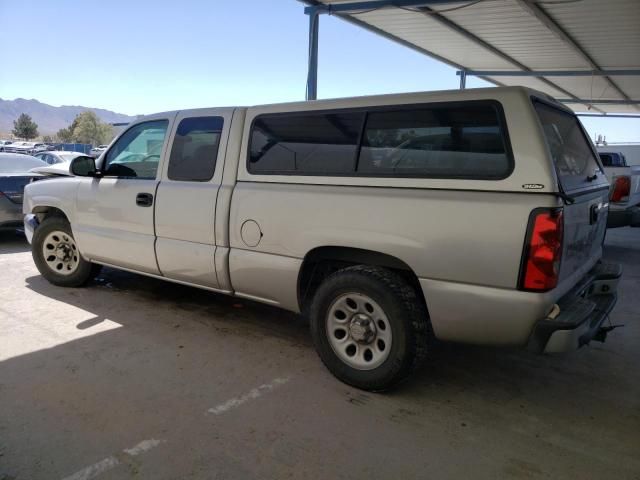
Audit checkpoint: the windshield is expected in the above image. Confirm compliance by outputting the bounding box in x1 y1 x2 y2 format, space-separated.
534 101 606 192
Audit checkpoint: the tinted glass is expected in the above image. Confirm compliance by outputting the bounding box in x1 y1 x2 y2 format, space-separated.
599 152 625 167
103 120 168 179
168 116 223 181
358 104 510 178
534 102 605 191
249 112 364 174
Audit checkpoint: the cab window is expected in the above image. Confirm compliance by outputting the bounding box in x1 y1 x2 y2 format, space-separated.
168 116 223 181
103 120 169 179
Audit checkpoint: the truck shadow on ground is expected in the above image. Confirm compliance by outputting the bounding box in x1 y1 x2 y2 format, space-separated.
20 233 637 398
2 230 638 479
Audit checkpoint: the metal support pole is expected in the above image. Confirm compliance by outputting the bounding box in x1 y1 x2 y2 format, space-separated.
306 11 320 101
459 70 466 90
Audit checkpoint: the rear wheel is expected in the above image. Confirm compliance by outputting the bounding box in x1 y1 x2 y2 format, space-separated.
32 217 101 287
309 265 429 391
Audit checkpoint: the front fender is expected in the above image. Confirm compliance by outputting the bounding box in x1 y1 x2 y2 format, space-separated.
23 177 79 224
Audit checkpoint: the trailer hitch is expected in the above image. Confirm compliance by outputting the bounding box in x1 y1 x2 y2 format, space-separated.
593 324 624 343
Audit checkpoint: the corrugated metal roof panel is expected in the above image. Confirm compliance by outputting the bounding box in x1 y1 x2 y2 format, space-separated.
355 9 517 69
542 0 640 68
309 0 640 114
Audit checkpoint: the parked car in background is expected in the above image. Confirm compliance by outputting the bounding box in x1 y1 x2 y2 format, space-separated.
0 140 13 152
2 141 25 153
598 151 640 228
10 142 36 154
32 143 48 154
0 153 45 231
89 145 108 158
8 142 47 155
33 150 85 165
598 143 640 166
23 87 621 390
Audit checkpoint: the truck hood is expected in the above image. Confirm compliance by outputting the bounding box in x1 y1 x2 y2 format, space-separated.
29 163 73 176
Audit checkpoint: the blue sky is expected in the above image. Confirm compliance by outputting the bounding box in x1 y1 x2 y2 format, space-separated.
0 0 637 142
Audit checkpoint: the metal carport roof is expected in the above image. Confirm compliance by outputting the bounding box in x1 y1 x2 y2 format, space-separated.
301 0 640 115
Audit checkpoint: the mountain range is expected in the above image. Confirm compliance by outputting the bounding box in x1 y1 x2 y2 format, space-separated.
0 98 136 136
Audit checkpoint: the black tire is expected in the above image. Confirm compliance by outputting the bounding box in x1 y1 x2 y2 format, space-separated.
309 265 430 391
32 217 102 287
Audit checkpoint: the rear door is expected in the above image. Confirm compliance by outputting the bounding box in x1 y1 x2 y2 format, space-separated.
154 109 232 288
534 100 610 281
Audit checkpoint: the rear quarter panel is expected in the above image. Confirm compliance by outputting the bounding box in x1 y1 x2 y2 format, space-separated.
227 88 567 346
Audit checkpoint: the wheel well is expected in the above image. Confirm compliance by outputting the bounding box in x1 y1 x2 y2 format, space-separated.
32 206 69 223
297 246 426 314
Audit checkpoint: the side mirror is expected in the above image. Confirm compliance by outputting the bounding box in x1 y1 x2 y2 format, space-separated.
70 156 100 177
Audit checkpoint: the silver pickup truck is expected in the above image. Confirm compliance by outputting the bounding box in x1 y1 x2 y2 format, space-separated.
23 87 621 390
597 150 640 228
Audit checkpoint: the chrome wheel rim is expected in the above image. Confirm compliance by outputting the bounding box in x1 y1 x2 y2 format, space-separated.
42 230 79 275
326 292 392 370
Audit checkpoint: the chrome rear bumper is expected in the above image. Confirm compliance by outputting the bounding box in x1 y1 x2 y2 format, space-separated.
527 262 621 353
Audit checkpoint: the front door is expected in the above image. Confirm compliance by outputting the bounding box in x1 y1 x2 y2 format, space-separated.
74 116 174 274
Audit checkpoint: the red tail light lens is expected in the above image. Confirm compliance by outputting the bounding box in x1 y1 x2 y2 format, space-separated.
611 176 630 203
520 209 564 292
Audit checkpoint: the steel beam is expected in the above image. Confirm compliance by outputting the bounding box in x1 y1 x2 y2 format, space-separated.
515 0 637 111
457 69 640 78
415 5 606 113
577 114 640 119
304 0 465 15
306 10 320 100
557 99 640 105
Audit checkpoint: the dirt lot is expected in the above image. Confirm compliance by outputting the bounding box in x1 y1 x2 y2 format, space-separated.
0 228 639 480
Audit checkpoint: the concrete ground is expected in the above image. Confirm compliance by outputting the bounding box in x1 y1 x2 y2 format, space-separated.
0 228 638 480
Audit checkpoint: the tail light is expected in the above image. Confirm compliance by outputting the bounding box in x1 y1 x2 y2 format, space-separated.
611 176 630 203
519 208 564 292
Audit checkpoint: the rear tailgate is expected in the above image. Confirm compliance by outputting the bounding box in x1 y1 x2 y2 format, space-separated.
533 100 609 283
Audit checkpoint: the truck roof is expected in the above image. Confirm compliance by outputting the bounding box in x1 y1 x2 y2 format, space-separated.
142 86 565 120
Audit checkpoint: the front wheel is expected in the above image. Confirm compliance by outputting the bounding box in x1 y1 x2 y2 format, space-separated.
32 217 102 287
309 265 430 391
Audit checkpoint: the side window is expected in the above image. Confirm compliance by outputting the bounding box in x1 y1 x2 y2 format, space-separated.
249 112 364 174
38 153 55 164
168 116 223 181
103 120 169 179
358 104 511 178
